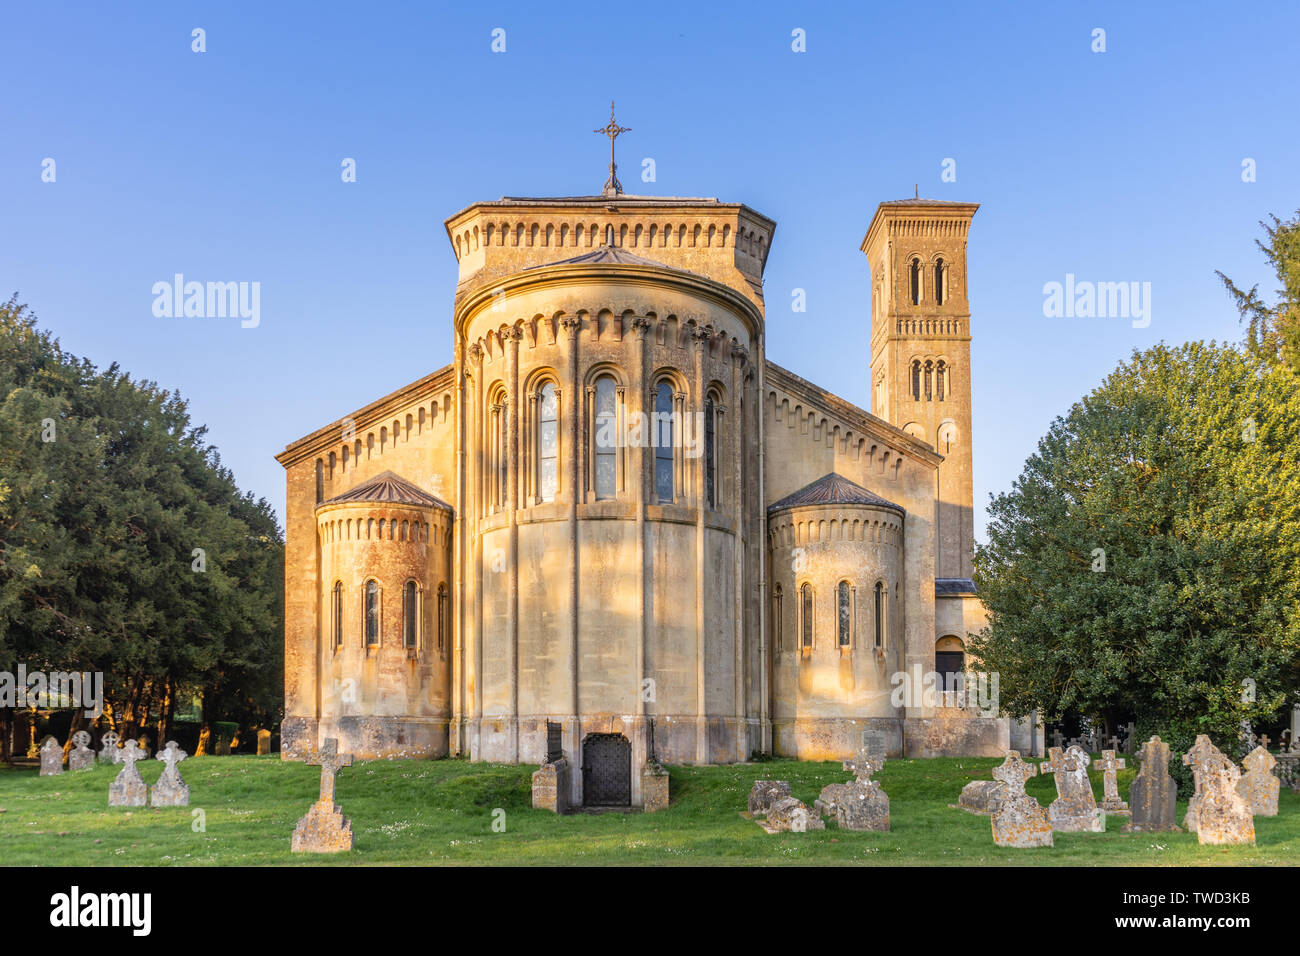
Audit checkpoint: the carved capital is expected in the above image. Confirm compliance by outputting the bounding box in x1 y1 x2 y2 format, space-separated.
631 316 651 337
690 324 712 345
505 325 524 342
467 343 484 362
560 315 582 335
730 342 749 365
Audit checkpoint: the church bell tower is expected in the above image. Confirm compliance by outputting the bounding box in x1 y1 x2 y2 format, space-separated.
862 199 979 580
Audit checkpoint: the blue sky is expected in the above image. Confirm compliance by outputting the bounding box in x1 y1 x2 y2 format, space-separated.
3 1 1296 541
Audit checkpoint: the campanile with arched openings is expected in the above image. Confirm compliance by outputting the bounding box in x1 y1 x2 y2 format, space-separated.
862 199 979 580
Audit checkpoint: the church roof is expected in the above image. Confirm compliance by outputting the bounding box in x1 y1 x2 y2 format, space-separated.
526 247 673 269
322 470 453 511
936 577 978 596
767 473 905 515
878 198 978 207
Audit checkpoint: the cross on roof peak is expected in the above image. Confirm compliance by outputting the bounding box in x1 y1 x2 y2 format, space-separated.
594 101 631 198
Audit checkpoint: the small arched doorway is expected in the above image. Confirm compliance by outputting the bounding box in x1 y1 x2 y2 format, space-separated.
581 733 631 807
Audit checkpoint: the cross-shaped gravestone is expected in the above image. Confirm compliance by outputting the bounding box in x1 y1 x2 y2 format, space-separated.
1258 734 1270 751
69 730 94 771
309 738 353 806
1095 749 1128 812
1107 735 1122 753
39 736 64 776
843 748 884 786
151 741 190 806
108 739 147 806
990 751 1053 847
992 751 1038 794
98 730 121 764
1051 729 1065 750
1041 745 1104 832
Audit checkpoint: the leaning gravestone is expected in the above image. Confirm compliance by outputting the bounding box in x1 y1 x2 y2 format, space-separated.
291 738 355 852
1182 734 1254 846
98 730 122 765
761 796 825 833
108 740 148 807
747 780 792 816
1122 735 1180 833
39 736 64 776
68 731 95 771
1041 745 1105 832
1237 745 1280 817
990 751 1053 848
958 780 1005 815
150 741 190 807
1095 749 1129 814
832 749 889 831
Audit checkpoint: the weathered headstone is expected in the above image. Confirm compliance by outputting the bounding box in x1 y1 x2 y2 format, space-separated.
833 749 889 831
108 740 148 807
257 728 272 755
150 741 190 807
958 780 1005 815
291 738 355 852
98 730 122 765
1182 734 1254 845
1095 749 1129 814
39 736 63 776
761 796 825 833
1122 735 1180 833
747 779 792 816
990 751 1053 848
1050 729 1065 751
68 731 95 771
642 761 669 812
1237 745 1280 817
1041 745 1105 832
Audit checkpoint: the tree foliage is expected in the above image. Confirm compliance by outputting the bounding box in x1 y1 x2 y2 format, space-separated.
1217 208 1300 372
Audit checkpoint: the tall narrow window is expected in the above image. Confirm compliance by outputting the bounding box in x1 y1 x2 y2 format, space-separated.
437 583 447 655
800 583 813 648
934 258 946 305
402 581 417 649
924 360 933 401
874 581 884 649
773 584 783 652
332 581 343 649
911 361 921 401
936 361 947 401
910 257 921 305
365 580 380 645
537 383 558 502
496 399 507 507
593 375 617 499
704 395 716 509
837 581 852 647
654 382 674 502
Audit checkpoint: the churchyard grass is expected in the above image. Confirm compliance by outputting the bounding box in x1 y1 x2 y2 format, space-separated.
1 755 1296 865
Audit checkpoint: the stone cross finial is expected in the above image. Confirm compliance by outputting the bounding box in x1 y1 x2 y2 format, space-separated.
1096 749 1128 811
120 739 145 773
843 748 884 785
72 730 91 749
593 101 631 197
992 751 1038 794
99 729 121 764
308 738 354 806
1258 734 1270 751
157 740 187 774
1050 730 1064 750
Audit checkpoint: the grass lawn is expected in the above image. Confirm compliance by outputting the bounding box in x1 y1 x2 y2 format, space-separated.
1 754 1295 865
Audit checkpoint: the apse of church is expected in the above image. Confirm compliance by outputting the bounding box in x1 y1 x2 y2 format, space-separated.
277 111 1037 809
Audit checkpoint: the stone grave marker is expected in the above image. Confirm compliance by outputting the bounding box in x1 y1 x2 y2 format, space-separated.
1122 735 1180 833
69 731 95 771
1095 749 1129 814
833 749 889 831
958 780 1005 815
39 736 63 776
1041 745 1105 832
990 751 1053 848
108 740 148 807
761 796 825 833
1182 734 1254 845
747 780 791 816
98 730 122 765
150 741 190 807
1237 745 1280 817
257 729 272 755
291 738 355 852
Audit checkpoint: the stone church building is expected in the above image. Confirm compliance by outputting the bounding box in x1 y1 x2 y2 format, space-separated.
277 159 1038 806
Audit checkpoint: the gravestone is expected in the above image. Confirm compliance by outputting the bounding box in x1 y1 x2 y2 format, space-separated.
98 730 122 765
642 762 669 813
39 736 63 776
1122 735 1180 833
257 729 272 755
1182 734 1254 845
833 749 889 831
990 751 1053 848
1237 745 1280 817
108 740 148 807
1050 729 1065 750
747 780 792 816
69 731 95 771
958 780 1005 815
531 720 571 814
291 738 355 852
1041 745 1105 832
761 796 825 833
1095 750 1129 814
150 741 190 807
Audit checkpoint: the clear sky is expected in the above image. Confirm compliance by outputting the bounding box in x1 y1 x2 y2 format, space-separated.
4 1 1296 541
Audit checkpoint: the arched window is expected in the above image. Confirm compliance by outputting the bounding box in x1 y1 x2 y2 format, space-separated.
935 636 966 691
837 581 852 647
704 394 717 509
402 580 418 649
924 360 933 401
936 360 947 401
934 258 946 305
800 583 813 648
593 375 618 500
773 584 783 652
331 581 343 650
537 382 558 503
911 361 921 401
654 382 675 502
437 583 447 655
910 257 921 305
874 581 885 649
365 580 380 646
486 386 507 511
